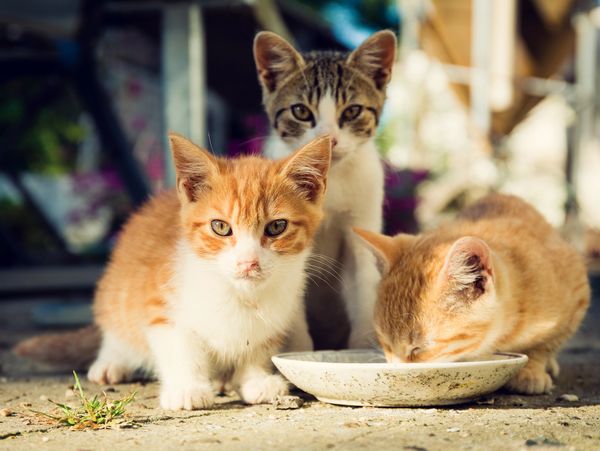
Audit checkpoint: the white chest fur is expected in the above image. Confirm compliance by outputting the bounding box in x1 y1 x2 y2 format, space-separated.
168 241 308 360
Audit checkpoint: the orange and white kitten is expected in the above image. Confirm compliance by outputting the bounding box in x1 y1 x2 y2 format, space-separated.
87 134 331 410
355 194 590 394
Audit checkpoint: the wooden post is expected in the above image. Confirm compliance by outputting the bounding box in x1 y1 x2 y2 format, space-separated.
161 2 206 187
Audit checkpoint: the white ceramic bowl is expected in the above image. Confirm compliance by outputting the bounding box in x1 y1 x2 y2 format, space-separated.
272 349 528 407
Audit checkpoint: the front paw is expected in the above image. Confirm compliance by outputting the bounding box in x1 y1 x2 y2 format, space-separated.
88 360 131 385
159 383 215 410
239 374 289 404
505 366 553 395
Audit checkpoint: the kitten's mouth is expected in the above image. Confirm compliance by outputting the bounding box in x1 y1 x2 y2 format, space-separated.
234 271 264 282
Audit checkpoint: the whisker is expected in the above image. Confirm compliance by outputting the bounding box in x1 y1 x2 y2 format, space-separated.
304 269 340 292
305 262 344 285
237 135 271 147
308 254 344 271
207 132 215 153
305 274 321 289
308 254 344 273
307 265 344 283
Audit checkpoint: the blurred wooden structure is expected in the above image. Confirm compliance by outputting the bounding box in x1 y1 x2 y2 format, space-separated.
420 0 576 136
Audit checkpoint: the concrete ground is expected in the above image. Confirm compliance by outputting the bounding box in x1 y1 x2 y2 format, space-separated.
1 287 600 451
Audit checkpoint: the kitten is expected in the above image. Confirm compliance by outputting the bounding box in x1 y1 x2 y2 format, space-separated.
355 194 590 394
253 30 397 349
84 133 331 409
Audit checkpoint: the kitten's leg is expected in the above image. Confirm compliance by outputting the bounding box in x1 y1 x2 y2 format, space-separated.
88 332 143 385
146 326 214 410
284 307 314 352
343 232 381 349
233 343 289 404
547 356 560 378
505 349 557 395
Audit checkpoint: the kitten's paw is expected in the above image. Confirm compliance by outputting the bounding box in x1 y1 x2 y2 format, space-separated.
506 366 553 395
88 360 132 385
239 374 289 404
159 383 214 410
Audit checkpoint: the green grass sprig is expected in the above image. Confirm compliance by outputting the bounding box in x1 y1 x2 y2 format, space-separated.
33 371 136 429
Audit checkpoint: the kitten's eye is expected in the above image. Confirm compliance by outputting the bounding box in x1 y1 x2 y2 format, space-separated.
211 220 232 237
291 104 313 122
265 219 288 237
341 105 363 122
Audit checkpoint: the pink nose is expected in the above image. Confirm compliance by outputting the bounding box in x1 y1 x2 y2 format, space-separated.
237 259 260 273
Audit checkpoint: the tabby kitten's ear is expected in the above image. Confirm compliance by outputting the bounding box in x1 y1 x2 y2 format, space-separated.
442 236 494 300
253 31 305 93
281 135 332 202
347 30 397 90
169 132 218 203
353 229 412 274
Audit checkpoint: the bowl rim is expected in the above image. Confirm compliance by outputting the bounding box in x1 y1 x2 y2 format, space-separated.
272 349 528 370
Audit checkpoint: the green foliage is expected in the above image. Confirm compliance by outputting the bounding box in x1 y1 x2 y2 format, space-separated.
34 371 136 430
0 79 85 175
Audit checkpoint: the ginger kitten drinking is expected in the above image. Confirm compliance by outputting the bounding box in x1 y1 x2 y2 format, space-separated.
355 194 590 394
253 30 397 349
87 134 331 410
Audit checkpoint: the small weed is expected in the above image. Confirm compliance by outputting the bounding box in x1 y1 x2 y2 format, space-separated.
32 371 136 430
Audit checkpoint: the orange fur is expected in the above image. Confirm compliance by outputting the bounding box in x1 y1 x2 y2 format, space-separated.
94 134 330 357
15 135 332 389
356 194 590 395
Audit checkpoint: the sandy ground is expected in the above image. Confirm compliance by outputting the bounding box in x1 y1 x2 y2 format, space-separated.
1 296 600 451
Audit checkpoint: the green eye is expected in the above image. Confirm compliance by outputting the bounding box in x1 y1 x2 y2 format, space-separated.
291 104 313 122
211 220 232 236
341 105 362 122
265 219 288 237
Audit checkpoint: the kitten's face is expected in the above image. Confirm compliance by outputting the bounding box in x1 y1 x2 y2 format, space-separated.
170 134 331 290
254 31 396 161
355 230 497 363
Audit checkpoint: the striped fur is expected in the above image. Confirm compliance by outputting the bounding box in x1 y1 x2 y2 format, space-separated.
255 35 391 147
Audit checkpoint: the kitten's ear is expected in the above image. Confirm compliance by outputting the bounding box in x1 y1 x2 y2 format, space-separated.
281 135 332 202
253 31 305 93
353 228 412 274
442 236 494 298
347 30 397 90
169 132 218 203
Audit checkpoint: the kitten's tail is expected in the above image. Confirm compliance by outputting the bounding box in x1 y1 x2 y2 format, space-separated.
13 325 101 370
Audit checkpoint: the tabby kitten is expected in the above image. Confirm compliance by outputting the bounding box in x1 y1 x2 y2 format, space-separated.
355 194 590 394
86 134 331 409
253 30 397 349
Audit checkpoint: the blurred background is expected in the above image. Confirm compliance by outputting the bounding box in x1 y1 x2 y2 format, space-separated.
0 0 599 330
